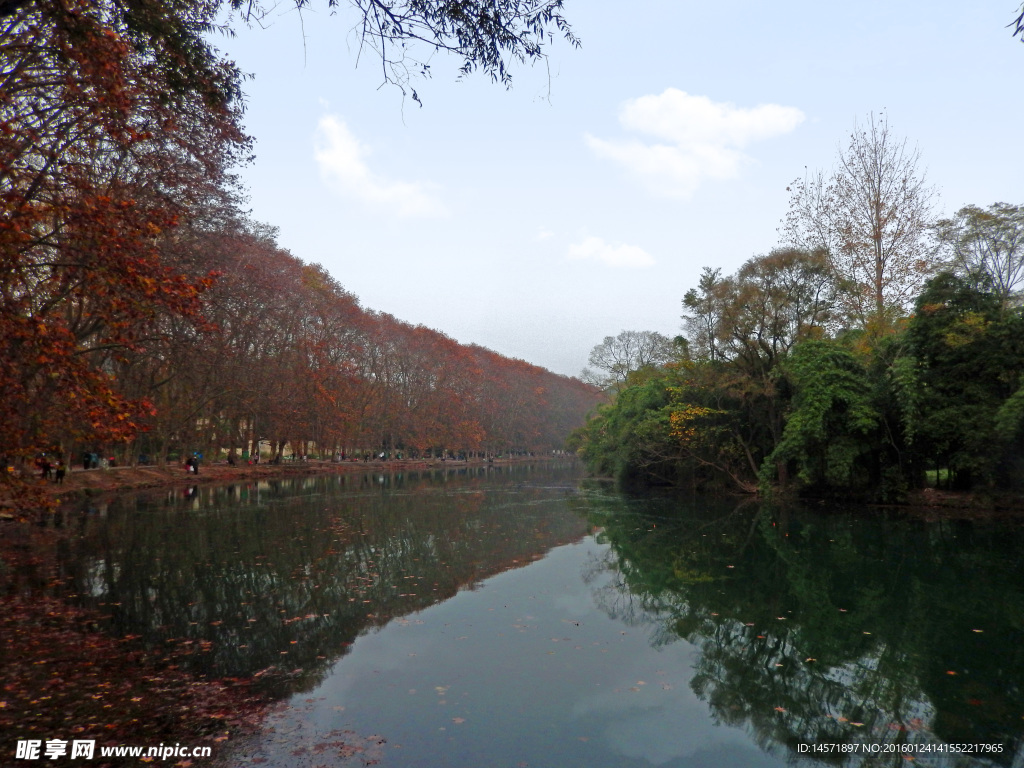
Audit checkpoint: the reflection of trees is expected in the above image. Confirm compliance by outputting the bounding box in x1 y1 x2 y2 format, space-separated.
579 489 1024 767
54 464 589 698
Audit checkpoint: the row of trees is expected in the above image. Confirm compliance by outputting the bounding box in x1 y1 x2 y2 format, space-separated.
572 116 1024 499
0 0 590 509
117 221 601 464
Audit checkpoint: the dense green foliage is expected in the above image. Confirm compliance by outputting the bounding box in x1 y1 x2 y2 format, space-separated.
574 264 1024 499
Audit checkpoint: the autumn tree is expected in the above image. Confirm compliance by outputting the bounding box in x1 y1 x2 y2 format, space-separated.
0 0 247 507
709 248 838 374
782 114 939 329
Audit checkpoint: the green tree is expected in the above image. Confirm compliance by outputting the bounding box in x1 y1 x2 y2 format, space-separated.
571 369 682 485
761 339 879 493
907 272 1024 489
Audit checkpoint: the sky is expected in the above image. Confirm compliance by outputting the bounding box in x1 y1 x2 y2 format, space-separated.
213 1 1023 377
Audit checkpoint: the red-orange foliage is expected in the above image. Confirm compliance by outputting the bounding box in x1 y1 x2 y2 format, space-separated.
0 1 248 507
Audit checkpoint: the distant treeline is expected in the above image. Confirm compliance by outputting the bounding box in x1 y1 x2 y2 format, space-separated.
572 118 1024 499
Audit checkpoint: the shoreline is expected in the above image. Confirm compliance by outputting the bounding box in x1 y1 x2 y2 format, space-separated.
44 456 564 505
2 447 1018 520
34 457 1024 519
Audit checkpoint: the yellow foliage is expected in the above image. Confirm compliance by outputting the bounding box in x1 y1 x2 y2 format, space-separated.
668 404 718 443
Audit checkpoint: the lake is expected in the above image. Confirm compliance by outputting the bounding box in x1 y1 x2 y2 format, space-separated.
50 463 1023 767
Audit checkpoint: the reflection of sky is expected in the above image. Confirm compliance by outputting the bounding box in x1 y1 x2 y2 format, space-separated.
231 538 784 768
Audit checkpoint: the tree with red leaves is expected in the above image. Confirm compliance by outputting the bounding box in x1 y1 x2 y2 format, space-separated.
0 0 248 508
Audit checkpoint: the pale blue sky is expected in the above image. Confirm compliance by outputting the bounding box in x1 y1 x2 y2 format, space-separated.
216 1 1023 376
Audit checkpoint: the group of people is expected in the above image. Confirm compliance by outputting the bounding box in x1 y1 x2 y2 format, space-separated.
36 456 66 484
185 455 200 475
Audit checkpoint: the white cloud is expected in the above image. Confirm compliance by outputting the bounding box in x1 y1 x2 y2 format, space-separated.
567 236 655 269
313 115 446 217
536 229 555 241
586 89 804 198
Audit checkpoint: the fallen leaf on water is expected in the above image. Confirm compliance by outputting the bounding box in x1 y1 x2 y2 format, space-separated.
774 707 786 712
452 717 465 724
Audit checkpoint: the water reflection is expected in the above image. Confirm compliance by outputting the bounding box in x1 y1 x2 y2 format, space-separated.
37 469 1024 767
52 464 590 697
575 487 1024 766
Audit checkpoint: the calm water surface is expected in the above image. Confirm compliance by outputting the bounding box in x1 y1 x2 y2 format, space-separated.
54 464 1024 767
